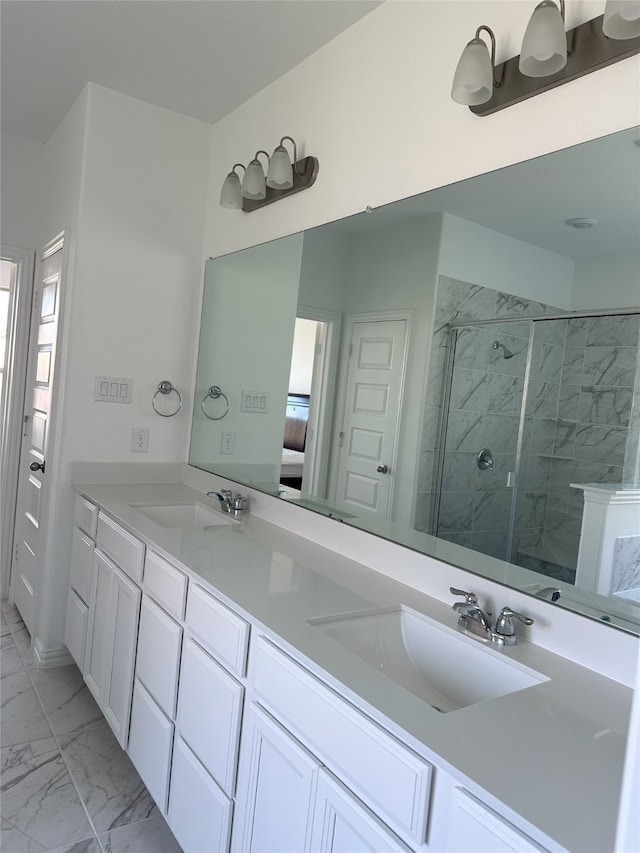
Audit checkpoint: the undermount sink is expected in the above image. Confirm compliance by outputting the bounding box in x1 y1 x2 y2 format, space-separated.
130 502 233 529
309 605 548 713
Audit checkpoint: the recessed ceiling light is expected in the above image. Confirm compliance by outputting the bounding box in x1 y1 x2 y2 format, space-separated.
564 217 598 229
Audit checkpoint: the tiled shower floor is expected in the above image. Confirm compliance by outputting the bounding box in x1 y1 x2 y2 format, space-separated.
0 600 182 853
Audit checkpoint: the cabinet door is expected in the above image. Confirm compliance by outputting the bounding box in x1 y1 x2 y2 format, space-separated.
311 769 411 853
69 527 94 604
64 588 88 672
128 680 174 813
136 596 182 719
447 789 548 852
168 737 233 853
231 703 319 853
176 638 243 794
84 549 113 702
102 566 141 747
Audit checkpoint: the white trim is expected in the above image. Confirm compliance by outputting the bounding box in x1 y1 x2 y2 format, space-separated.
32 636 74 669
296 306 341 500
0 245 36 600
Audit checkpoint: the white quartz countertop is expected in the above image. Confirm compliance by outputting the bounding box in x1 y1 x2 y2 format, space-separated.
76 481 635 853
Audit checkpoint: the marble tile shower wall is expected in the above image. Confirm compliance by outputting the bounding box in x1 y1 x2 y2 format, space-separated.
416 276 563 560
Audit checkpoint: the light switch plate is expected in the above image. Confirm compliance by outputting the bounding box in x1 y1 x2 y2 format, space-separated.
95 375 133 404
240 390 269 413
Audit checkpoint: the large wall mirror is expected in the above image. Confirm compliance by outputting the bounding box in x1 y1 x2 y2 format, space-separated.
190 126 640 635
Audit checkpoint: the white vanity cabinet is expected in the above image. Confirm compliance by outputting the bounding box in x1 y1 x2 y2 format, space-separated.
128 551 185 813
83 512 144 747
232 702 411 853
64 496 98 670
233 635 429 853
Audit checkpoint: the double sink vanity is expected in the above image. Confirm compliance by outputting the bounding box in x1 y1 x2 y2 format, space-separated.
63 468 634 853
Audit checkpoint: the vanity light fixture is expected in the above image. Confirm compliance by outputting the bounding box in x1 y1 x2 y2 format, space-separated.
219 135 319 213
219 164 245 209
451 26 500 105
451 0 640 115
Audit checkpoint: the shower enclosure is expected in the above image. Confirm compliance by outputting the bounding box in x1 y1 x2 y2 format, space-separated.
431 309 640 583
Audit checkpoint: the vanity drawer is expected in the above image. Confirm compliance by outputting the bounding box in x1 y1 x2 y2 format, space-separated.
74 495 98 539
186 584 249 676
143 551 187 620
250 636 432 845
69 527 94 604
96 512 144 583
136 596 182 719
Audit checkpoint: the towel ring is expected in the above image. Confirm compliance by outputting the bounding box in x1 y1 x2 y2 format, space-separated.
152 380 182 417
202 385 230 420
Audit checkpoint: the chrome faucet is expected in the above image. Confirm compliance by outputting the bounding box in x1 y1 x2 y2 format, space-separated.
450 588 533 646
535 587 561 602
207 489 247 518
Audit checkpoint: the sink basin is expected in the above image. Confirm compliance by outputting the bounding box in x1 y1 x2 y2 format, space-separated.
130 502 233 529
309 606 548 713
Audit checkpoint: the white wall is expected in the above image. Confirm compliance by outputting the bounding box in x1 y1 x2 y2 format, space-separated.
0 131 45 250
38 84 212 651
202 1 639 260
289 319 317 395
438 213 575 309
571 251 640 309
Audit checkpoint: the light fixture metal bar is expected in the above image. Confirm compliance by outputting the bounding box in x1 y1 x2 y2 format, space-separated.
242 156 319 213
471 14 640 116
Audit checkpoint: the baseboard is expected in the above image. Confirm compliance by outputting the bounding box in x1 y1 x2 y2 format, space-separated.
32 637 74 669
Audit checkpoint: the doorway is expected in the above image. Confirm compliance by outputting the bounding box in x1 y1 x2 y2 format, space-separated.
0 246 36 600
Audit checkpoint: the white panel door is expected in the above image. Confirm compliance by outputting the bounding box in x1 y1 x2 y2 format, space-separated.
334 319 407 519
231 703 319 853
12 235 64 632
311 769 412 853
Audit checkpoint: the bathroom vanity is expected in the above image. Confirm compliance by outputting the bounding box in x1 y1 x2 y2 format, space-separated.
64 469 634 853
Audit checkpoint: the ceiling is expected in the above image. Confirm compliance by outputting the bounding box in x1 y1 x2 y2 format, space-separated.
0 0 380 143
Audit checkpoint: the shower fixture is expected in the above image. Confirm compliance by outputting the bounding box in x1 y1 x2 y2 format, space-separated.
493 340 514 359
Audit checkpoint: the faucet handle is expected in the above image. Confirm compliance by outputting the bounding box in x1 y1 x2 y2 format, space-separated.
495 606 534 637
450 587 478 605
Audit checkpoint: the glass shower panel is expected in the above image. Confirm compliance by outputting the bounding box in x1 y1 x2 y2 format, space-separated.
435 320 530 561
511 312 640 583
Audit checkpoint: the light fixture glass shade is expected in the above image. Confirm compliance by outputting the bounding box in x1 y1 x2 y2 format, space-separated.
267 145 294 189
451 38 494 105
219 171 242 209
519 0 567 77
242 159 266 199
603 0 640 38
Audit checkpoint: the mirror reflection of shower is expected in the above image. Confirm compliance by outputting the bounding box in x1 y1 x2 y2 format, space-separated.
492 340 514 359
433 309 640 588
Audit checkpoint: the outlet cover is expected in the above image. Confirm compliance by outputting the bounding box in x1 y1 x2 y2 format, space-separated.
131 427 149 452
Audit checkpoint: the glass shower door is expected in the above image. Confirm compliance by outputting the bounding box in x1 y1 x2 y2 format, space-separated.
434 320 530 561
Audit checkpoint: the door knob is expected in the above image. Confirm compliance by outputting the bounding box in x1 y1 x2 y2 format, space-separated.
29 460 45 473
376 464 389 474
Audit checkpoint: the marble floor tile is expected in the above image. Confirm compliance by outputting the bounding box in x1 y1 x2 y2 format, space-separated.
30 666 103 738
1 633 26 677
98 815 182 853
2 603 26 627
1 612 11 635
1 738 94 852
11 622 34 653
59 724 158 834
1 671 52 747
1 815 48 853
45 839 103 853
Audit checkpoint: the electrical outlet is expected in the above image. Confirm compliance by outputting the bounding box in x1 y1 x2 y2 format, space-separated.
220 431 235 455
131 427 149 452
